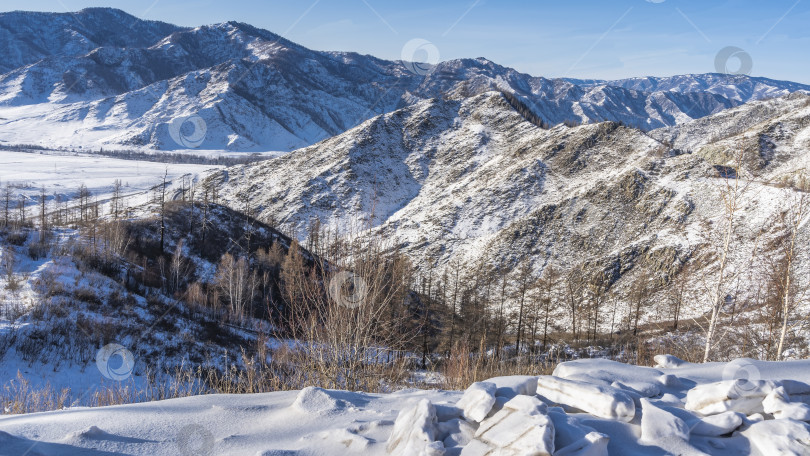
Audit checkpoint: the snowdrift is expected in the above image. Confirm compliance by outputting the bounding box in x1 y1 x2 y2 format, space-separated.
1 356 809 455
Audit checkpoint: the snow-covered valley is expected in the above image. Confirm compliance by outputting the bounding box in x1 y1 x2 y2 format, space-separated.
3 5 810 456
0 149 221 211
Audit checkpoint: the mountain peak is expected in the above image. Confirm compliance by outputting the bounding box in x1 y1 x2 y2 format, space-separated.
75 7 136 18
0 7 184 73
0 10 809 152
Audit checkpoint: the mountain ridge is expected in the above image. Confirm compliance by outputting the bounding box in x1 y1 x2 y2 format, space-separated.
209 90 810 309
2 7 809 152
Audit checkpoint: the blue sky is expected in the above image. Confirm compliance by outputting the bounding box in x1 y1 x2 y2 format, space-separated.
5 0 810 83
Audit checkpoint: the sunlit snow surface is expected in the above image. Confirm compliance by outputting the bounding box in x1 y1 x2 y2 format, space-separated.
0 150 227 213
1 357 809 455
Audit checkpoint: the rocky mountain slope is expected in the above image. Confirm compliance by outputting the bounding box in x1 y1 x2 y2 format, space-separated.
0 8 182 74
576 73 810 103
1 8 809 151
211 91 810 324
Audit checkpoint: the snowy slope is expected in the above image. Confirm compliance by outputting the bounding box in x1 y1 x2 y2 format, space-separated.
1 357 809 455
213 91 810 336
652 92 810 169
2 8 809 152
0 20 417 151
0 202 300 405
0 8 182 74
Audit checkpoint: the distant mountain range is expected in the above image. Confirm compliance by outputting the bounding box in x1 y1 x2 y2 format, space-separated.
1 7 808 152
211 88 810 296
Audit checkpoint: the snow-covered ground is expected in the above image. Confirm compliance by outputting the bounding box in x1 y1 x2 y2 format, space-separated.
1 357 809 455
0 150 222 212
0 204 288 404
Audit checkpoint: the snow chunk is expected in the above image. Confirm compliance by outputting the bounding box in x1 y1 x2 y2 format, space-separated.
456 382 498 423
552 359 665 395
658 393 685 407
640 399 714 455
536 376 636 422
763 386 810 421
554 432 609 456
484 375 539 398
740 419 810 456
611 380 660 399
435 403 464 422
782 380 810 404
501 395 547 415
462 395 554 456
658 374 684 388
685 379 775 415
387 399 444 456
485 395 510 419
745 413 766 426
437 418 476 448
548 408 602 451
690 411 744 436
640 398 690 443
457 439 491 456
654 354 688 368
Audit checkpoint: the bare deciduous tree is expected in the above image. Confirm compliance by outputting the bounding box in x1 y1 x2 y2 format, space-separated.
158 170 168 252
111 179 123 219
216 253 255 321
703 153 750 362
774 188 809 360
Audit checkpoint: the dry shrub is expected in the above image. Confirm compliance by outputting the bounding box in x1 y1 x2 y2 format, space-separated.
1 372 71 414
5 231 27 246
440 341 556 391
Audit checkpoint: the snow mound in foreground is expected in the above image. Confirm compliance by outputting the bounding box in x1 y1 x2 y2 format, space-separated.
1 357 810 455
292 386 350 415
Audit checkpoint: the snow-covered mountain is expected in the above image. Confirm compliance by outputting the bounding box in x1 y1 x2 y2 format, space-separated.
1 8 809 152
0 8 182 74
212 91 810 322
575 73 810 103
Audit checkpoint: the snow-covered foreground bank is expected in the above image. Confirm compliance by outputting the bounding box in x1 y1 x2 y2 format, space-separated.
2 357 810 456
